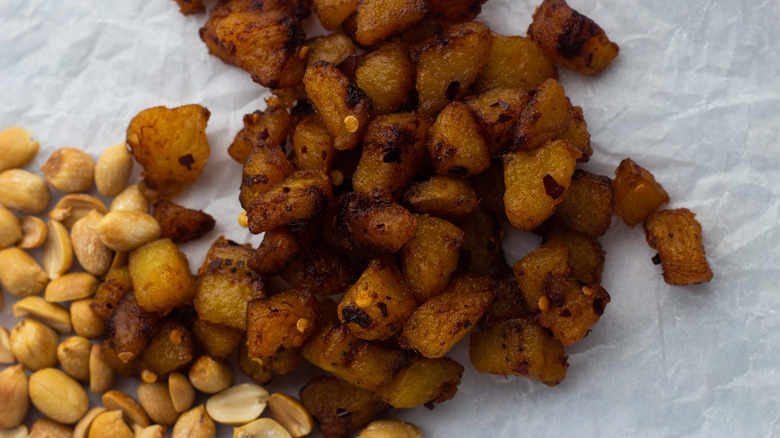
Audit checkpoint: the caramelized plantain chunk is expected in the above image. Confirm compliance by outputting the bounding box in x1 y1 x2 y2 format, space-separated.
400 215 464 302
554 169 614 237
136 319 194 378
427 0 488 22
353 0 428 46
543 222 605 284
484 278 532 322
375 355 464 408
300 376 389 438
280 244 357 296
556 105 592 162
475 33 558 93
152 200 215 244
512 78 572 151
130 238 195 314
527 0 619 75
464 87 530 155
469 158 506 218
248 228 302 276
453 209 510 278
237 340 303 385
428 101 492 177
402 176 479 220
399 274 494 358
306 33 357 68
312 0 359 30
613 158 670 227
91 267 133 321
332 189 416 254
355 41 416 116
190 317 244 360
644 208 713 285
247 289 322 358
292 112 337 173
108 291 161 364
228 100 292 163
239 142 296 211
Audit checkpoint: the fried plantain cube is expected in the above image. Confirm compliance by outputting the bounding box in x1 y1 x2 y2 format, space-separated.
246 170 334 234
402 175 479 219
136 319 194 378
543 222 605 284
353 0 428 46
214 9 306 88
527 0 619 75
463 87 530 156
469 158 506 218
512 78 572 151
312 0 359 30
126 104 211 199
189 317 244 360
399 274 494 358
228 100 292 163
484 278 532 322
556 105 592 162
355 41 416 116
129 238 195 313
304 61 372 151
237 339 303 385
171 0 205 15
332 189 416 254
375 355 464 408
338 257 418 341
300 322 408 391
613 158 670 227
554 169 614 237
91 266 133 321
428 101 492 178
300 376 389 438
413 21 493 114
152 200 215 244
503 139 581 231
352 112 430 199
280 244 357 296
644 208 713 285
469 318 568 385
239 142 296 211
453 209 510 278
512 240 569 314
475 33 558 93
400 215 464 302
427 0 487 22
199 0 245 65
306 33 357 68
247 289 322 358
292 112 337 173
108 291 161 364
194 237 267 330
248 228 302 276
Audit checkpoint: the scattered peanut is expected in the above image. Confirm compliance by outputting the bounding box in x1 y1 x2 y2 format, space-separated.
206 383 269 426
44 272 99 302
28 368 89 424
0 364 29 429
95 141 133 197
111 184 149 213
189 355 233 394
29 417 74 438
42 219 74 279
0 126 40 171
357 420 424 438
172 405 215 438
134 425 166 438
137 382 179 425
234 418 293 438
88 410 134 438
90 343 115 394
96 210 161 252
57 336 92 382
0 425 29 438
12 296 72 334
10 319 59 370
70 298 106 338
0 206 22 248
109 250 129 270
48 194 108 229
73 407 107 438
102 390 151 428
0 169 51 214
267 393 313 438
0 247 49 297
71 210 113 276
0 326 15 364
168 372 196 413
41 147 95 193
18 215 47 249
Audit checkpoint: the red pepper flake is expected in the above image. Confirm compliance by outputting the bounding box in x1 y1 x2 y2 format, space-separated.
178 153 195 170
543 174 565 199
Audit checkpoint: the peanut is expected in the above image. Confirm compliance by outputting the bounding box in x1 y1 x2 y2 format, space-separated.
102 390 151 428
205 383 269 426
356 420 424 438
95 141 133 196
171 405 215 438
10 319 58 370
90 343 115 394
41 147 96 193
28 368 89 424
12 296 72 334
0 126 40 171
0 206 22 248
0 247 49 297
267 393 313 438
18 215 47 249
70 298 106 338
0 169 51 214
0 326 15 364
168 372 195 413
189 355 233 394
88 410 133 438
44 272 99 302
111 184 149 213
137 382 179 425
42 219 74 279
48 194 108 229
0 364 29 429
29 417 74 438
57 336 92 382
73 407 107 438
71 210 113 276
96 210 161 252
234 418 293 438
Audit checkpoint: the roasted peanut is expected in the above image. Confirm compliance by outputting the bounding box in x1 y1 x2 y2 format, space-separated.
0 126 40 171
0 247 49 297
12 296 72 334
0 425 29 438
90 343 115 394
71 210 113 276
172 405 215 438
357 420 424 438
29 417 74 438
57 336 92 382
44 272 99 302
137 382 179 425
102 390 151 428
0 169 51 214
234 418 292 438
168 372 195 413
267 393 313 438
134 425 166 438
43 219 74 279
10 319 58 370
29 368 89 424
88 410 134 438
0 364 29 429
0 326 15 364
18 215 47 249
205 383 269 425
73 407 107 438
96 210 161 252
48 194 108 229
0 206 22 248
70 298 106 338
95 141 133 197
41 147 95 193
111 184 149 213
189 355 233 394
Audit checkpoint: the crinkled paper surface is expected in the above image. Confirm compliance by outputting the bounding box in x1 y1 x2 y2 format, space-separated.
1 0 779 436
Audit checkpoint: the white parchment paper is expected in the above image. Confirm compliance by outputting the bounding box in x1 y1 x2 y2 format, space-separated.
2 0 779 436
